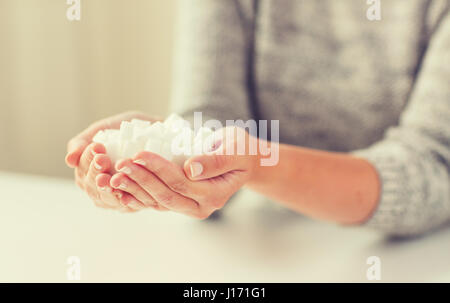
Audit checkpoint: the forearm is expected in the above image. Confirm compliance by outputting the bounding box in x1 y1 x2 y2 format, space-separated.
246 144 381 225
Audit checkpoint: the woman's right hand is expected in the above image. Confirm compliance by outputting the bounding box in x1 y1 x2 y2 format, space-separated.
65 111 162 212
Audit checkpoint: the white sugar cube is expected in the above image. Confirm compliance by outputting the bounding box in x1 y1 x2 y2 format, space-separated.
159 141 174 162
144 138 162 154
119 121 134 142
121 141 142 159
104 140 121 164
193 127 216 154
93 130 107 143
92 115 214 166
164 113 189 130
194 127 213 142
171 128 194 154
131 119 151 129
147 121 165 139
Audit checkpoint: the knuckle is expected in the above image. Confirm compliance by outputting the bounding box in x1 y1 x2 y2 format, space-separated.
157 192 175 207
194 211 210 220
170 178 187 193
142 199 156 208
141 153 165 172
149 161 164 174
140 150 154 159
212 154 227 170
139 172 154 187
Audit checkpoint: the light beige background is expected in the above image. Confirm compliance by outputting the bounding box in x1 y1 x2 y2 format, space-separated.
0 0 176 178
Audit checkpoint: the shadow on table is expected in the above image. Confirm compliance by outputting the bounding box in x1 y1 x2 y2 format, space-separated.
363 221 450 282
197 189 450 282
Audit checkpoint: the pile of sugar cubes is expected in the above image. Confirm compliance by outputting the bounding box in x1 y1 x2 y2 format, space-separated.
93 114 216 166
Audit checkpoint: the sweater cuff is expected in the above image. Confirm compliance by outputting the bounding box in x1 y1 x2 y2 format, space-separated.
352 144 415 235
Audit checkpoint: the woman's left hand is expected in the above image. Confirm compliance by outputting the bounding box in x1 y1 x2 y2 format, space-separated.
110 126 260 218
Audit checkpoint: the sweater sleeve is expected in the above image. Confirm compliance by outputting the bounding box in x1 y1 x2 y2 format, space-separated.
170 0 254 125
353 9 450 237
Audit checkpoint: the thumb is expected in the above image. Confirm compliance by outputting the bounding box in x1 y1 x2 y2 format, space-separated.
184 152 243 181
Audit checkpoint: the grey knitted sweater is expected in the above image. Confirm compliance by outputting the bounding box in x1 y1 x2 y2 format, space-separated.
171 0 450 236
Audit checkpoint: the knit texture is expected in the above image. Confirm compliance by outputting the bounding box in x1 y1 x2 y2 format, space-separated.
171 0 450 236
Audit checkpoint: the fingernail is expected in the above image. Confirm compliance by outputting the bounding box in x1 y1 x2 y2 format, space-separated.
119 166 132 174
118 183 127 190
133 159 146 166
190 162 203 178
94 161 102 170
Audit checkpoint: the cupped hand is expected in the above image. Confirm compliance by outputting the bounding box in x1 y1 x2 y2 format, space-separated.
110 126 260 218
65 111 158 168
65 111 162 212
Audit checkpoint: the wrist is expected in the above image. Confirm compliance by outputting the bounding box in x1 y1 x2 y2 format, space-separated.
246 136 271 187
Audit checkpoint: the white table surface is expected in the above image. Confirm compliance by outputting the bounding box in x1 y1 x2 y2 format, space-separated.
1 170 449 283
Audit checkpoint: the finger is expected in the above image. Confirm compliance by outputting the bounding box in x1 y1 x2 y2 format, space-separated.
119 193 146 212
99 168 169 212
65 111 154 168
110 172 158 208
86 153 112 183
74 170 85 190
183 152 246 181
183 129 252 180
78 143 106 178
66 138 90 168
85 186 111 209
66 118 118 168
130 152 201 198
96 173 122 209
115 158 199 215
153 204 170 212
